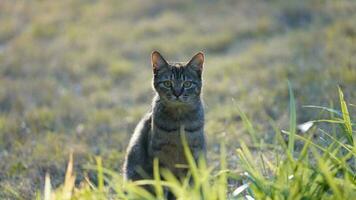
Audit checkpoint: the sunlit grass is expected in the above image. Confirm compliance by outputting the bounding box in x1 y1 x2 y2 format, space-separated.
1 0 355 198
40 88 356 199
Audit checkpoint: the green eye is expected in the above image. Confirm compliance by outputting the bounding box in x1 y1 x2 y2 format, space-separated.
183 81 192 88
163 81 172 87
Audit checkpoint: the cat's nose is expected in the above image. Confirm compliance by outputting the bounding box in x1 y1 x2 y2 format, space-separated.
173 88 183 97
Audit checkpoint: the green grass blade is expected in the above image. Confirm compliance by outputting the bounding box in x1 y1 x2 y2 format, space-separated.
234 104 258 144
288 81 297 155
95 156 104 192
338 87 353 145
303 105 342 117
180 125 199 188
153 158 164 199
126 180 157 200
218 142 227 200
44 172 52 200
319 128 355 155
311 148 343 199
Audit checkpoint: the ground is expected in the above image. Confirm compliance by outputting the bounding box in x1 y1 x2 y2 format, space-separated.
0 0 355 198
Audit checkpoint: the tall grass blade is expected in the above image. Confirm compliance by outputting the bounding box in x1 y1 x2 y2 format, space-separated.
153 158 164 199
218 142 227 200
234 104 258 144
126 180 157 200
288 81 297 155
96 156 104 192
311 148 343 199
303 105 342 117
319 128 354 155
44 172 52 200
338 87 353 145
62 152 75 199
180 125 199 187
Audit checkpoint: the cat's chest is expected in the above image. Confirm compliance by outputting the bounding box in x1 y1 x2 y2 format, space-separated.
150 126 203 150
148 107 205 168
148 123 204 167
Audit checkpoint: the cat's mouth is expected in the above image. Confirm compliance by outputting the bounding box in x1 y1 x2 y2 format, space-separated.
168 96 188 103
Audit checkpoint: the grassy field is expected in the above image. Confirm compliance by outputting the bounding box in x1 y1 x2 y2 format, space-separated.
0 0 355 199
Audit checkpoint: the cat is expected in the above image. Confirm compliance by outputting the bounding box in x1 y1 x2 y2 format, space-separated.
123 51 206 198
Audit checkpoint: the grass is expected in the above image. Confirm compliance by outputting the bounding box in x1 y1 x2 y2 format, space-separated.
37 87 355 199
0 0 355 199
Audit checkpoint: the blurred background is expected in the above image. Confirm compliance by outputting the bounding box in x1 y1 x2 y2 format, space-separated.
0 0 355 198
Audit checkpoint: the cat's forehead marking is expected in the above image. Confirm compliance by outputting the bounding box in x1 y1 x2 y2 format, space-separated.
169 62 185 68
170 64 185 80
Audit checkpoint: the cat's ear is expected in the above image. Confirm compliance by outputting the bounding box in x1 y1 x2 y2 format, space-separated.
187 52 204 73
151 51 168 73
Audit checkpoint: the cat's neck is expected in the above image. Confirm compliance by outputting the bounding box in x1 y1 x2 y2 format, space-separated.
152 95 203 120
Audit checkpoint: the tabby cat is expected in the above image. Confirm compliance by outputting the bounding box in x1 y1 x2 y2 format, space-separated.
123 51 206 197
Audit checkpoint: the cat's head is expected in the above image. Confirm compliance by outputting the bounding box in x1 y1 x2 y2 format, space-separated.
151 51 204 105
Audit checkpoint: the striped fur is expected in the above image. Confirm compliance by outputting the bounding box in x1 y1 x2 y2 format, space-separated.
123 51 206 198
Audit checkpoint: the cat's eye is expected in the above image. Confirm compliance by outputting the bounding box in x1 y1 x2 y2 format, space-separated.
183 81 192 88
163 81 172 87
